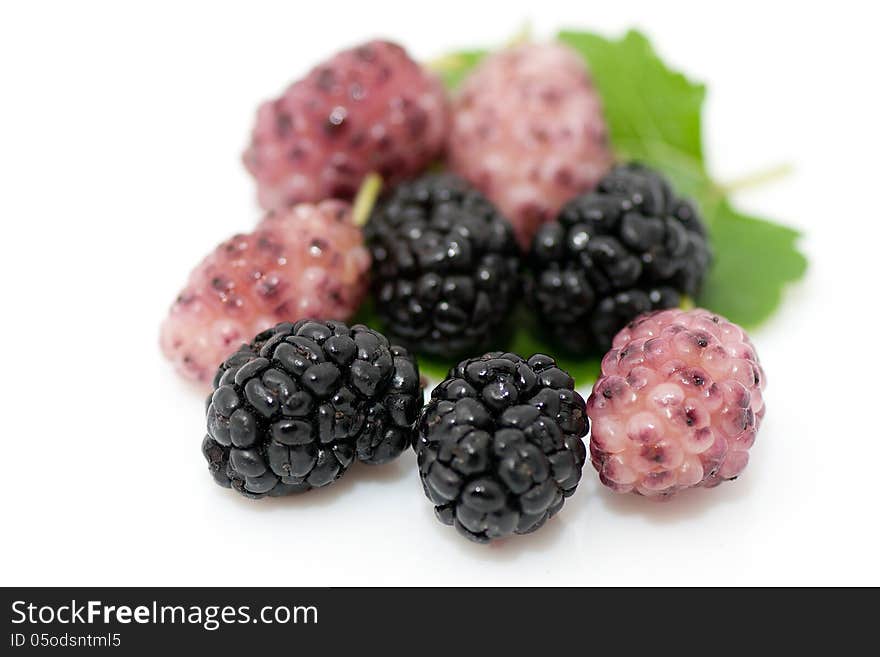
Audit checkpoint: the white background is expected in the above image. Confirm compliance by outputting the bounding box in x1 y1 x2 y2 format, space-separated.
2 0 878 586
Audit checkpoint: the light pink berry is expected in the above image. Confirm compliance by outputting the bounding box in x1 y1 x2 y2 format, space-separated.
448 43 613 250
160 201 370 383
243 40 449 211
587 308 766 498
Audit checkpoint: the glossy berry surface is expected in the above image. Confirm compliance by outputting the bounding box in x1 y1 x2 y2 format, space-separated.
364 174 520 357
588 308 766 498
202 320 422 498
161 201 370 383
448 43 613 249
243 40 449 211
525 163 712 355
415 352 588 543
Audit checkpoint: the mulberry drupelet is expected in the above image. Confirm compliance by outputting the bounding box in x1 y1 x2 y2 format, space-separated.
415 352 588 542
202 320 422 498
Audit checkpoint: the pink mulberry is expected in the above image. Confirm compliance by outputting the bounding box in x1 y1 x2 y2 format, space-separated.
160 201 370 383
587 309 766 498
243 40 449 211
448 43 613 249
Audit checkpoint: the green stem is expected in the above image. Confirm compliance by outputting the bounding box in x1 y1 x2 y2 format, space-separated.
716 163 793 195
352 173 383 227
425 53 468 74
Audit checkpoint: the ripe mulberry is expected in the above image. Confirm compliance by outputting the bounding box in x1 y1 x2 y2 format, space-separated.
203 320 422 498
525 163 712 354
415 352 588 542
364 174 520 357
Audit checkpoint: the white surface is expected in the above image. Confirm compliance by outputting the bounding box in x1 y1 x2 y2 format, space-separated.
2 0 878 586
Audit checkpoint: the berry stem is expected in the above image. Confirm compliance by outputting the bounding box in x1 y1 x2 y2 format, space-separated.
425 53 468 73
716 163 793 195
505 22 533 47
352 173 383 227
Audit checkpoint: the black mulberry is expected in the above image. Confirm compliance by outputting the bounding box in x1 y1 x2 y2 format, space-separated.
415 352 588 543
525 163 712 354
202 320 422 498
364 174 520 357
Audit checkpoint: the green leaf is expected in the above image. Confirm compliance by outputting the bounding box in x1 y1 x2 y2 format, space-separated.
559 29 708 194
558 28 807 326
558 29 714 211
700 202 807 327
